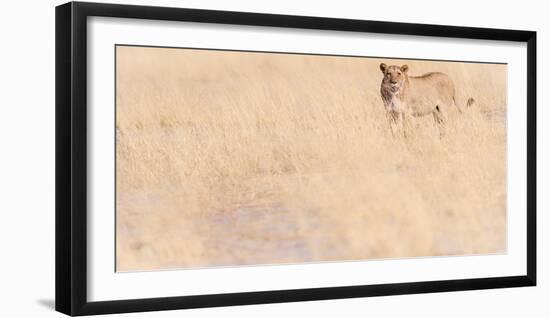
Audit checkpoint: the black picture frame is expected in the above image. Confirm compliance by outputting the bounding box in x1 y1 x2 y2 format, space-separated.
55 1 537 316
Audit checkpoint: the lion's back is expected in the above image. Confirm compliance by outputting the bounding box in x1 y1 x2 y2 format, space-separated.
408 72 455 103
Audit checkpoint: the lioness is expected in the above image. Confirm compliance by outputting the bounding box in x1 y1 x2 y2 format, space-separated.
379 63 474 137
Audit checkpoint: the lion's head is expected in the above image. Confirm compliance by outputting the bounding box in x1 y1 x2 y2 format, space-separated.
380 63 409 94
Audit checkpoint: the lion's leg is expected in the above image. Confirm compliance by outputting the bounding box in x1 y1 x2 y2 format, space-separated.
398 112 407 138
387 111 406 138
387 111 399 137
432 105 448 138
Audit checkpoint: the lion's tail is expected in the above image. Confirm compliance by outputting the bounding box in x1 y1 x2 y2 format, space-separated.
454 96 475 114
466 97 475 109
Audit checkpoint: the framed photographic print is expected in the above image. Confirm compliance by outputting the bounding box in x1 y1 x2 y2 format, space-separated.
55 1 536 316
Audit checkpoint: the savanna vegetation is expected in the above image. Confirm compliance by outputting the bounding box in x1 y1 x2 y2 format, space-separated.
116 46 507 271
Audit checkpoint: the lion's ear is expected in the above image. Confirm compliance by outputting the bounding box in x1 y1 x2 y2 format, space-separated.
380 63 387 73
401 65 409 73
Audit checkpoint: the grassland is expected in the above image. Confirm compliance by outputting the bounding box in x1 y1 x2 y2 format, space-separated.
115 46 507 271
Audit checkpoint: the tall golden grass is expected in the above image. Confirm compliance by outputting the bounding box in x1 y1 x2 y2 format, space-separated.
115 46 507 271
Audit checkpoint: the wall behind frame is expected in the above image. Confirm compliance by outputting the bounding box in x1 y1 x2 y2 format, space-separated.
0 0 545 317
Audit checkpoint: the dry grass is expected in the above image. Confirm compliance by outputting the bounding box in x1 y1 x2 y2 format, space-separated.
115 46 507 271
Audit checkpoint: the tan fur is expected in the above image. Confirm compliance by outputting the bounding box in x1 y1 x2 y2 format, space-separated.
379 63 474 137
